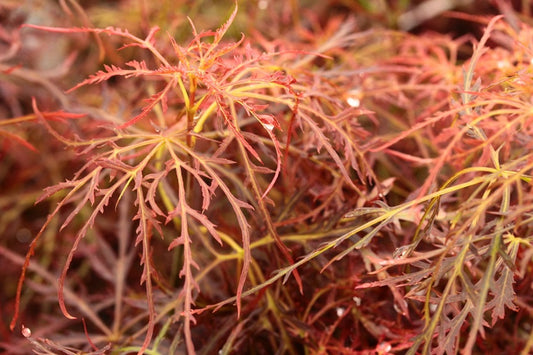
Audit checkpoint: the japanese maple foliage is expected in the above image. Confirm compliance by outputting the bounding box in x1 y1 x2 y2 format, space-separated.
1 1 532 354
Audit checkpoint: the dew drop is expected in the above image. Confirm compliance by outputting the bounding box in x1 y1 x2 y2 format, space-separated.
393 299 408 315
376 342 392 353
346 89 362 108
496 60 508 69
263 123 274 131
352 296 362 306
347 97 360 108
21 325 31 338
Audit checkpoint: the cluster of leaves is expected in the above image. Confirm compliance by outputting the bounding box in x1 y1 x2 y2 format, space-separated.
1 1 533 354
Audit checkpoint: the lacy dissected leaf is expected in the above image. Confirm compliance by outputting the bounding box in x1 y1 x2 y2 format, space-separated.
435 305 469 355
119 79 176 129
66 63 155 92
486 264 517 324
132 171 157 354
485 233 521 325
